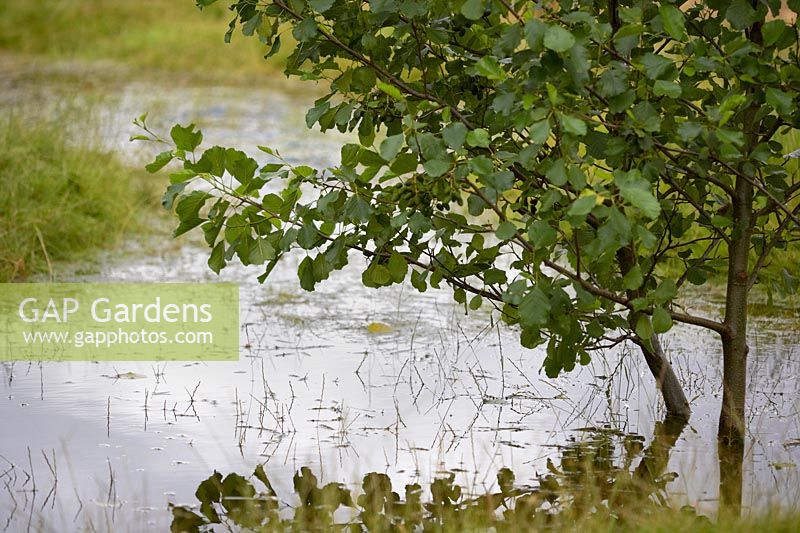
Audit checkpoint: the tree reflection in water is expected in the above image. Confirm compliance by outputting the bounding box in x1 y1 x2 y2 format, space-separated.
170 416 723 532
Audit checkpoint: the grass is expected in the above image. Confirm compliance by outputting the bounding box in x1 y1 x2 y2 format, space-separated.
0 1 295 281
0 0 284 83
0 116 161 282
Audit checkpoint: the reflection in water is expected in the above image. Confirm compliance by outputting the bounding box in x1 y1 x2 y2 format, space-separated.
170 419 707 532
719 440 745 517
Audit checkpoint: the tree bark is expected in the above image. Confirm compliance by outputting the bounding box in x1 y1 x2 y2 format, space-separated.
636 335 691 419
718 156 754 447
716 4 762 513
617 247 691 420
718 261 749 513
719 2 761 449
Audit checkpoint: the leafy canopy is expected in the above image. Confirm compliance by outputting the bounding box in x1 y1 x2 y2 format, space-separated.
138 0 800 379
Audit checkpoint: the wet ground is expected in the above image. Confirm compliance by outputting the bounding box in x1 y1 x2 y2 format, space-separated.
1 64 800 531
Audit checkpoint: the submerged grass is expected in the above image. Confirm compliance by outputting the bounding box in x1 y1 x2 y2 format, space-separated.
0 116 161 282
0 0 284 83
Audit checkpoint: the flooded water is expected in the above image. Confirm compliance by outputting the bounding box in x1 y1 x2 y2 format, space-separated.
2 66 800 531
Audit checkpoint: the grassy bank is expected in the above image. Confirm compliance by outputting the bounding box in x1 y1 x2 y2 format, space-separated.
0 0 280 83
0 118 160 282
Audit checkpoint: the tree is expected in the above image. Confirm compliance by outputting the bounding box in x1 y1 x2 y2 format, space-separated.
138 0 800 485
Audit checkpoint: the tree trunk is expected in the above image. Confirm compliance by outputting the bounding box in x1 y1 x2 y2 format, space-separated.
716 7 761 513
718 175 753 447
617 247 691 420
718 288 748 513
636 335 691 419
719 0 760 449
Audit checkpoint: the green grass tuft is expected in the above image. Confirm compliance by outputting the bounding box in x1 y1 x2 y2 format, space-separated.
0 117 159 282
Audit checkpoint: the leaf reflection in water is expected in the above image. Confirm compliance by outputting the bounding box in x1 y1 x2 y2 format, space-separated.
171 417 713 532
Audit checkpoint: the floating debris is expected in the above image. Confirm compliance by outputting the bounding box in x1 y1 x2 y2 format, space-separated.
366 322 393 334
103 371 147 380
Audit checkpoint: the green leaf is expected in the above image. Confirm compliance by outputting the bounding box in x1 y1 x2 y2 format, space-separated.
635 315 654 343
766 88 793 116
726 0 759 30
241 13 262 36
461 0 485 20
249 238 275 264
345 195 373 222
390 153 419 174
369 264 391 285
524 19 547 52
227 151 258 184
658 4 686 41
762 19 787 47
495 221 517 241
543 25 575 53
469 295 482 310
545 160 568 186
469 155 493 176
623 264 643 290
174 191 210 236
652 307 673 333
423 159 451 177
341 143 361 167
208 241 225 274
519 288 550 327
529 120 551 145
619 187 660 219
473 56 504 80
262 193 282 214
163 182 187 210
466 128 490 147
639 54 673 80
146 151 174 173
170 124 203 151
484 268 506 284
528 220 557 249
677 121 702 141
309 0 335 12
377 81 404 100
716 128 745 148
380 134 404 161
559 115 587 136
169 169 196 184
443 123 468 150
293 165 315 178
567 195 596 217
387 252 408 282
653 80 682 98
298 256 316 291
598 67 628 97
171 507 206 532
293 18 317 42
468 194 486 215
257 145 276 155
652 279 678 302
